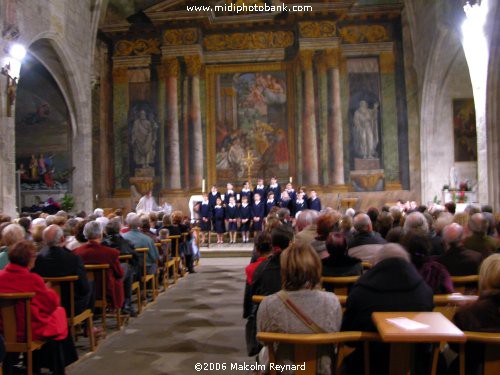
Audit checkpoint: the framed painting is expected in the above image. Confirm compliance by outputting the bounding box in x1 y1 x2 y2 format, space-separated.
206 62 295 186
453 98 477 162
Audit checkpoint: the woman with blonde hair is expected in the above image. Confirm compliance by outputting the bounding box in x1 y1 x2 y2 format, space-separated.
257 241 342 374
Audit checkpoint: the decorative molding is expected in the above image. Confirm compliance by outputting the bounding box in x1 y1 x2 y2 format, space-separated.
203 31 294 51
299 50 314 70
341 42 394 57
114 39 160 57
162 44 202 57
299 21 337 38
161 57 180 77
204 49 285 63
113 55 152 68
323 48 340 69
163 28 199 45
185 55 202 76
338 25 390 44
299 38 340 51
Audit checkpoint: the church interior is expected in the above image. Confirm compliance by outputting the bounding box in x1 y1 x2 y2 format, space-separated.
0 0 499 374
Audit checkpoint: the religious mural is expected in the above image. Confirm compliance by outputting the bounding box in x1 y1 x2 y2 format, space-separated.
212 68 290 183
15 57 72 191
453 98 477 162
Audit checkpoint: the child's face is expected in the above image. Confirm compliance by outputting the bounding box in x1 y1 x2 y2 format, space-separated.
254 193 261 201
227 184 233 190
286 183 292 190
311 191 317 198
271 178 277 184
258 179 263 185
211 186 217 192
216 198 222 205
229 197 235 204
268 194 274 200
242 197 248 204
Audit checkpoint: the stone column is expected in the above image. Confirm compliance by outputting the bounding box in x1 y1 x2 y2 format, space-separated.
157 65 167 189
185 55 203 190
112 67 129 190
164 57 181 190
316 56 329 185
325 48 345 185
299 50 319 186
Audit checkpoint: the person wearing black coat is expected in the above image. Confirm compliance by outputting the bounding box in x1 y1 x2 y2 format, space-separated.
342 243 434 374
32 225 92 316
267 177 281 204
199 194 212 245
208 185 221 208
308 190 322 212
253 178 267 204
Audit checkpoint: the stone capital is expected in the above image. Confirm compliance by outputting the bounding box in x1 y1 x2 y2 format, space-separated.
161 57 180 78
323 48 340 69
184 55 202 77
299 50 314 70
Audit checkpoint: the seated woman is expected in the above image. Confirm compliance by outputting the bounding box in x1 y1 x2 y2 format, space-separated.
402 230 453 294
0 240 77 375
257 241 342 375
453 254 500 375
322 233 362 286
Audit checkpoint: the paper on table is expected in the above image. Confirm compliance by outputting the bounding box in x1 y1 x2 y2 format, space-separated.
386 317 430 330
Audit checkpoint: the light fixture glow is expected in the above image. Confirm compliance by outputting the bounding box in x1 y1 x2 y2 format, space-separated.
8 43 26 62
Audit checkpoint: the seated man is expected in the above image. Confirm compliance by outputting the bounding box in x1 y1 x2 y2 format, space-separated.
437 223 482 276
463 213 497 258
32 224 92 316
74 221 124 312
347 213 386 263
342 243 434 374
122 214 159 276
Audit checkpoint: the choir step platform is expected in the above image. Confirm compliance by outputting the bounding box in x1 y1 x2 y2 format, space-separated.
199 242 253 258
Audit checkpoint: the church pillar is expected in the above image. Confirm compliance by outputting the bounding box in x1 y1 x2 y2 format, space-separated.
185 55 204 190
299 50 319 186
325 48 345 186
164 57 181 190
316 56 329 185
379 50 401 189
111 67 129 190
157 65 167 189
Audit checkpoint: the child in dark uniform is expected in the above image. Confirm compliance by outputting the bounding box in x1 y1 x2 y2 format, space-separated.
308 190 322 212
239 195 252 243
251 192 265 236
253 178 266 204
199 193 212 245
213 197 225 244
265 191 276 216
224 182 236 206
225 195 239 244
209 185 221 208
294 192 307 217
239 181 252 204
267 177 281 204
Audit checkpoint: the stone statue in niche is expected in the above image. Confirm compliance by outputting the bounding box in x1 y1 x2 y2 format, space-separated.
131 108 158 168
353 100 379 159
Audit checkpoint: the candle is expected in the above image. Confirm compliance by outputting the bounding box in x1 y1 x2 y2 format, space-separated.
289 176 293 183
202 179 206 193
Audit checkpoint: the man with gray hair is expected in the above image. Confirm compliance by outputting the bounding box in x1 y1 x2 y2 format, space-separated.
341 242 433 374
436 223 482 276
0 224 25 270
403 211 429 234
32 224 92 315
74 221 125 312
294 209 319 245
463 213 497 258
347 213 386 263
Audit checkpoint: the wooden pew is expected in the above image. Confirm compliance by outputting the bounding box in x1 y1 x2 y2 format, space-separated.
321 276 360 295
84 264 118 330
118 254 142 314
167 235 182 279
159 239 176 288
460 331 500 375
135 247 157 302
257 331 379 375
450 275 479 295
43 275 95 351
0 293 46 375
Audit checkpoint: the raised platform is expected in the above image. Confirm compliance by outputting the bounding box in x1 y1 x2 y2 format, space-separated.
200 242 253 258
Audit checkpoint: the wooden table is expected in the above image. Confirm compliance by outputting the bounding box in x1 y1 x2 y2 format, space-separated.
372 312 466 375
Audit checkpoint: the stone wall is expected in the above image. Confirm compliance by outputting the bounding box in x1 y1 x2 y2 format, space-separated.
0 0 103 216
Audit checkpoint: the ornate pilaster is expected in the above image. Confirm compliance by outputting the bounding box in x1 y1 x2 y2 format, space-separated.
324 48 345 185
163 57 181 190
111 67 129 190
185 55 204 190
299 50 319 185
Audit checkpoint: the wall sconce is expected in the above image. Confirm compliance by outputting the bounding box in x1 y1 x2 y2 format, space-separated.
1 43 26 117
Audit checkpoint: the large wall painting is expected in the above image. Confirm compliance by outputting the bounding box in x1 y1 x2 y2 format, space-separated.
206 63 294 184
452 98 477 162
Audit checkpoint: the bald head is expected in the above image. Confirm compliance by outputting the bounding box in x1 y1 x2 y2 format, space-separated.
43 224 65 247
442 223 464 249
353 213 372 233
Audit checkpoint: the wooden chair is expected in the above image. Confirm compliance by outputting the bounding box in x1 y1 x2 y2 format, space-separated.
135 248 157 302
167 235 182 279
118 254 142 314
257 331 379 375
362 262 372 272
84 264 119 331
460 331 500 375
451 275 479 294
432 294 478 321
321 276 360 296
158 239 175 289
252 294 348 309
0 293 45 375
42 276 95 351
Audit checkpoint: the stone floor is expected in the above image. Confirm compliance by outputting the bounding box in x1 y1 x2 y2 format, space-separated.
67 258 253 375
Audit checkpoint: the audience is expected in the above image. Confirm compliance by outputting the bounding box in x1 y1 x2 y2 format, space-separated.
347 213 386 263
341 243 434 374
257 241 342 375
437 223 482 276
0 224 25 270
322 233 362 281
0 241 78 374
73 221 124 312
294 209 319 243
464 213 497 257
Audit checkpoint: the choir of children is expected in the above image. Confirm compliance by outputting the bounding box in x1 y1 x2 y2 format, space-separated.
198 178 322 245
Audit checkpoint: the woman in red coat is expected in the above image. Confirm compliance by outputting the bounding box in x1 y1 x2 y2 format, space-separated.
0 241 77 374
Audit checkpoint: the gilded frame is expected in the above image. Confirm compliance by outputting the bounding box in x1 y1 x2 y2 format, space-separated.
205 62 295 186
